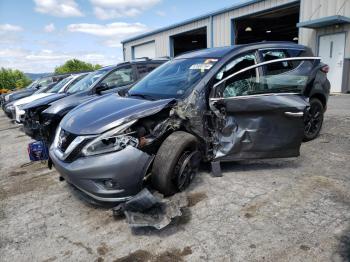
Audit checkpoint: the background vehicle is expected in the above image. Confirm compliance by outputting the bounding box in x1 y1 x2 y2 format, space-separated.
13 73 88 123
49 42 330 204
23 58 167 144
1 74 70 118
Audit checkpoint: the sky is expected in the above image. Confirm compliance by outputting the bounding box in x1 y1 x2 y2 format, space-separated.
0 0 243 73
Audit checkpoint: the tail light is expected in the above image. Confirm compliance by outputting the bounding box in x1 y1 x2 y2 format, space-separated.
321 65 329 74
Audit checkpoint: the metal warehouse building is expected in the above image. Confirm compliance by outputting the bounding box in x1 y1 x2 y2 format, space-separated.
122 0 350 93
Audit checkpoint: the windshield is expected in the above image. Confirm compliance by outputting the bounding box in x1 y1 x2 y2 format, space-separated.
25 80 38 89
47 76 72 93
67 69 109 94
128 58 217 99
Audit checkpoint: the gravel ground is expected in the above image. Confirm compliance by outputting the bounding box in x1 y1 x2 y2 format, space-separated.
0 95 349 262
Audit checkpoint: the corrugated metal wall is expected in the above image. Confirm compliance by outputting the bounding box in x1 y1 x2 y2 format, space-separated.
212 0 297 47
299 0 350 54
123 0 298 60
124 18 210 61
299 0 350 92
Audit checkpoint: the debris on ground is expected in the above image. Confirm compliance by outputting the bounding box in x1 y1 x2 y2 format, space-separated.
112 188 188 230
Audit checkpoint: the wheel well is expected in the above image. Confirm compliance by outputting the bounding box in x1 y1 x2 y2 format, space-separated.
310 93 326 109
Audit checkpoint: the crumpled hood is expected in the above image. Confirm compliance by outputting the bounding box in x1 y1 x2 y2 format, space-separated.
22 93 67 111
61 94 174 135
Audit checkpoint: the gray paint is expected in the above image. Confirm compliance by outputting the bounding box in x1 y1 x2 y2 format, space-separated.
61 95 174 135
50 144 152 202
50 42 328 202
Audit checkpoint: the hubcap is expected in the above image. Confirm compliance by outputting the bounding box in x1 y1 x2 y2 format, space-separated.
305 102 323 137
173 151 200 191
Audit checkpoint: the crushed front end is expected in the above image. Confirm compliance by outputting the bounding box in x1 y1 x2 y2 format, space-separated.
49 96 180 203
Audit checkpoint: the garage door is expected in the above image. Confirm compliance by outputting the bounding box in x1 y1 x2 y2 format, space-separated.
133 42 156 59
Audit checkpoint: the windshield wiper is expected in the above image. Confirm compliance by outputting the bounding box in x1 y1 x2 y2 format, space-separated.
128 93 156 101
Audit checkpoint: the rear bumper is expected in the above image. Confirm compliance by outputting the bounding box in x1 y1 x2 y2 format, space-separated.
50 146 153 203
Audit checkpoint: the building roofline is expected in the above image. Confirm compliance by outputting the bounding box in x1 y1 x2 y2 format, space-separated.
121 0 269 44
297 15 350 29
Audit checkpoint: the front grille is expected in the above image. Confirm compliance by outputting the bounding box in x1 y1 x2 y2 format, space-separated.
57 129 77 152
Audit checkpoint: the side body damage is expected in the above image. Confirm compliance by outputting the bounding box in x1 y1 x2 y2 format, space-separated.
50 42 330 203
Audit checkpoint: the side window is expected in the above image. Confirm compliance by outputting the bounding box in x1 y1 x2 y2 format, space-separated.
69 75 86 87
260 49 306 75
38 77 53 87
101 67 134 88
214 53 257 98
218 59 313 98
136 64 148 78
147 64 160 73
261 50 292 75
137 63 160 78
215 53 256 82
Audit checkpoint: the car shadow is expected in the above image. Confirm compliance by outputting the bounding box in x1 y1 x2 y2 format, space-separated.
199 158 300 174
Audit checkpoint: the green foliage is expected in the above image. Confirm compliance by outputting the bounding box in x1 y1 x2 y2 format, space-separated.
0 68 32 90
55 59 102 74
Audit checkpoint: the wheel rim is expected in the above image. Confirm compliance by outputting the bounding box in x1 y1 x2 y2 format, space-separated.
173 151 200 191
305 102 323 137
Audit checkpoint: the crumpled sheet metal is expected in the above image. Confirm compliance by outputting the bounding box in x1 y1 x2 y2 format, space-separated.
114 189 188 230
213 94 309 160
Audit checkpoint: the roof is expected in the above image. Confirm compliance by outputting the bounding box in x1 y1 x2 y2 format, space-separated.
121 0 269 44
175 41 306 59
175 46 237 59
297 15 350 29
101 58 169 69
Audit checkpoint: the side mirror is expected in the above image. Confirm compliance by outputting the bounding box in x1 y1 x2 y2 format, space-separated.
95 83 109 95
117 87 129 97
35 84 42 89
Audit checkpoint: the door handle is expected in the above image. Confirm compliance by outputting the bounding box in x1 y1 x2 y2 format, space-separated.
285 112 304 117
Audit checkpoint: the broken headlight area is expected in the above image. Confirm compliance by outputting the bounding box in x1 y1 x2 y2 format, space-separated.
82 120 139 156
81 110 175 157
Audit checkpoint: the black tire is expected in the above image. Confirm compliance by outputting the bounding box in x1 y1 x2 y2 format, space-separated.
303 98 324 142
152 131 199 196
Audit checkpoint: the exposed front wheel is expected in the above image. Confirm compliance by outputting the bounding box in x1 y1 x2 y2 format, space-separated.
303 98 324 141
152 131 201 196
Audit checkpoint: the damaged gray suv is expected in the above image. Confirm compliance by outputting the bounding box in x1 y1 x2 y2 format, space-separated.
50 42 330 203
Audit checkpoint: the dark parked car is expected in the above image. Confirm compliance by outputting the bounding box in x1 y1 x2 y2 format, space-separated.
20 73 88 134
49 42 330 204
22 58 167 145
1 74 70 118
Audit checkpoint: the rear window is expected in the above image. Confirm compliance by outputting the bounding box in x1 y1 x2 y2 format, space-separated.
260 49 305 75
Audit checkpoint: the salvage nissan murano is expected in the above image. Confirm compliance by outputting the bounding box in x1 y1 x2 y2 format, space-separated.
49 42 330 204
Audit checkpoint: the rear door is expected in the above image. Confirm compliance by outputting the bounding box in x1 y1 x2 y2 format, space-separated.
209 57 320 161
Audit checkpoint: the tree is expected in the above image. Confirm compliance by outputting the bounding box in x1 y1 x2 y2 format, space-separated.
0 68 32 90
55 59 102 74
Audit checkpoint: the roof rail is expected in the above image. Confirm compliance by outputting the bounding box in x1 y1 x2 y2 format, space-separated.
131 57 151 62
156 56 171 60
116 61 131 66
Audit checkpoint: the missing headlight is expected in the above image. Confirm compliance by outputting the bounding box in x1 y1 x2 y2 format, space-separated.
81 120 139 156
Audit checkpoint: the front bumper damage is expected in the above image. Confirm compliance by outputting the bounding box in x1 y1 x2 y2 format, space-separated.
113 188 188 230
50 146 154 202
23 112 58 143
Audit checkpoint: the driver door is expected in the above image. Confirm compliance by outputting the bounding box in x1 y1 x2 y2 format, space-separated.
209 57 320 161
